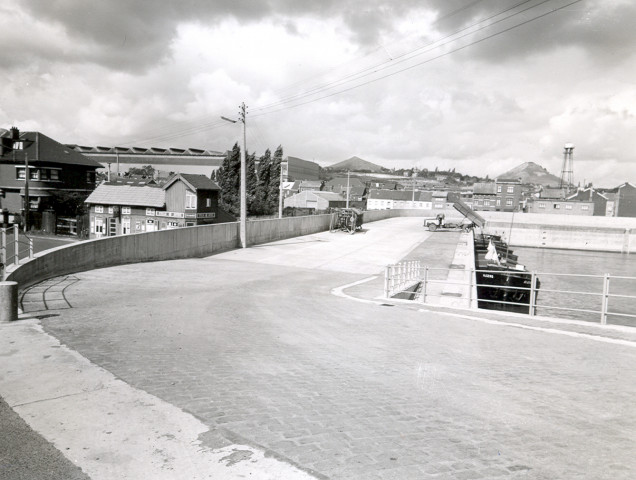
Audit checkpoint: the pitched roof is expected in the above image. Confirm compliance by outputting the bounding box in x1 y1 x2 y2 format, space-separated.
312 191 345 201
85 184 165 207
163 173 220 191
1 131 102 167
299 180 323 187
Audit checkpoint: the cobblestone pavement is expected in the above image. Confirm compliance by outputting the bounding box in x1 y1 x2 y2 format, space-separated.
26 219 636 479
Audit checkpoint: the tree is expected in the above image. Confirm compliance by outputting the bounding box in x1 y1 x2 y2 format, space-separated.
217 143 241 216
267 146 283 214
127 165 155 177
251 149 272 215
217 143 284 217
48 191 88 216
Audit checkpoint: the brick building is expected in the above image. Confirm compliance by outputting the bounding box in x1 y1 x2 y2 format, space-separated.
0 127 101 223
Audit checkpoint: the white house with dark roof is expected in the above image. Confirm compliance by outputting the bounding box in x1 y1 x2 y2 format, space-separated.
366 189 433 210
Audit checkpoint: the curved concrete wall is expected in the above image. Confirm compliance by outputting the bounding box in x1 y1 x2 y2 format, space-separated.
7 210 418 289
7 222 239 289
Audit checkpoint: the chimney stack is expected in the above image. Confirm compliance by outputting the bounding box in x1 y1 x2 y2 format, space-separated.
10 126 20 140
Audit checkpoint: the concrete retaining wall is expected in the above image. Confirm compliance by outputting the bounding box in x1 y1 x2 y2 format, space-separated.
7 222 240 289
481 212 636 253
6 209 424 289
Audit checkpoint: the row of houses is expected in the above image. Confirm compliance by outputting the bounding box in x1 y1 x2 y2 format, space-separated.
84 174 221 238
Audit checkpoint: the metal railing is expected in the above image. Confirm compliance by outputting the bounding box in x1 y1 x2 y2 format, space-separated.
1 225 34 280
384 262 636 326
384 261 422 298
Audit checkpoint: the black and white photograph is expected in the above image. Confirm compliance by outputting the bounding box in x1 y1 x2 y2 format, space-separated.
1 1 635 479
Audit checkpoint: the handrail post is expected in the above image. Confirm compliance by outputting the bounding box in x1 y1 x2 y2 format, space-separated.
420 265 429 303
0 228 5 281
384 265 390 298
529 271 537 316
29 237 34 258
601 273 610 325
13 224 19 266
468 268 474 308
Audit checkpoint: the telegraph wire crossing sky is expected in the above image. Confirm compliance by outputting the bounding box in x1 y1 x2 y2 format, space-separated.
1 0 635 186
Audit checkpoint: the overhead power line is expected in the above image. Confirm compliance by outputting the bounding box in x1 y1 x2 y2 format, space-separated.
251 0 583 118
118 0 583 147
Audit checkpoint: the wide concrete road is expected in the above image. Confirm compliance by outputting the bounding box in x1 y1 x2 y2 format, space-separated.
8 217 636 479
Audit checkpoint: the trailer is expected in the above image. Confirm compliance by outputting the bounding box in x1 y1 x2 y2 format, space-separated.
329 208 363 234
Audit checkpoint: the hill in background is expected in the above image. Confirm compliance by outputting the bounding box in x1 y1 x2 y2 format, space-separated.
497 161 562 186
327 156 385 172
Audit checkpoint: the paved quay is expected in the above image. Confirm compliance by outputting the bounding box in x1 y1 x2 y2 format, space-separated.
2 217 636 479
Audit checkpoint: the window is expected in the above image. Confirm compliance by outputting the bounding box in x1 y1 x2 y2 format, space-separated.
49 169 59 181
565 204 573 210
507 186 514 193
484 200 490 206
30 169 39 180
538 202 546 208
185 191 197 209
86 171 96 183
496 199 501 206
95 205 104 214
497 185 502 193
108 206 114 214
16 168 25 180
122 206 131 215
206 198 211 207
146 208 155 216
94 218 104 234
506 198 513 206
12 141 24 150
554 204 561 209
582 205 589 211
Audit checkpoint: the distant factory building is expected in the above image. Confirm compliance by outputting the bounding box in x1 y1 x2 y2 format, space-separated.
282 156 320 182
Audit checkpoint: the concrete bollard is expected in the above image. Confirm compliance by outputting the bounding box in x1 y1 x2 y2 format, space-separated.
0 281 18 322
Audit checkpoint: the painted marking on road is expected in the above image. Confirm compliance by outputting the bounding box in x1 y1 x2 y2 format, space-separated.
423 309 636 348
331 276 385 305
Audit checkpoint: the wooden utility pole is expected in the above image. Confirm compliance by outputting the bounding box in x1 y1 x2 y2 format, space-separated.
239 103 247 248
279 158 284 219
24 152 30 232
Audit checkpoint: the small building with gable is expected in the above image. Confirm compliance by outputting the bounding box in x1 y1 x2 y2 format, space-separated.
85 173 220 239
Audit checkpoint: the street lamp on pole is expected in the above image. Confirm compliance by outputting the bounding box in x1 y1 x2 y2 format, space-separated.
221 102 248 248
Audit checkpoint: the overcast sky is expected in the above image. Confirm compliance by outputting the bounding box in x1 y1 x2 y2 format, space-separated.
1 0 635 186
